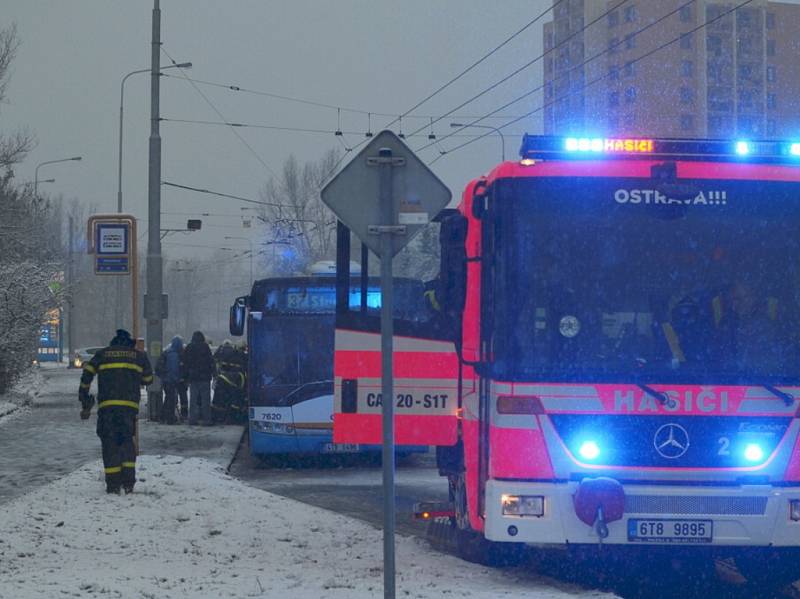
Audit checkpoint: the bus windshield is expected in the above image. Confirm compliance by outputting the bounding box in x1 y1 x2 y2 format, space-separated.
492 176 800 385
249 314 333 406
247 276 427 406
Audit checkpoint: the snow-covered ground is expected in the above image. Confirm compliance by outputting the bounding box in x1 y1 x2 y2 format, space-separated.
0 456 615 599
0 363 46 422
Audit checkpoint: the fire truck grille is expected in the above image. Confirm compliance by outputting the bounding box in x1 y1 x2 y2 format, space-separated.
548 414 791 468
624 495 767 516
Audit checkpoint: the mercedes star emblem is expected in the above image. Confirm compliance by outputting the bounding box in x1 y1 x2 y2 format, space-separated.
653 423 690 459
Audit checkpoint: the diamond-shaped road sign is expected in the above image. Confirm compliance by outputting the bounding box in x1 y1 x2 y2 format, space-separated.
321 130 452 257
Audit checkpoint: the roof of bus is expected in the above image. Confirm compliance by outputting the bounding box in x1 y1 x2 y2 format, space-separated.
250 275 424 296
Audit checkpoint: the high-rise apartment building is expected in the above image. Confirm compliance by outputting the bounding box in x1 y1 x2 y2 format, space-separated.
543 0 800 138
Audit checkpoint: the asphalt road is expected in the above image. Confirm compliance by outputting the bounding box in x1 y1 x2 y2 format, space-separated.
0 367 241 505
230 427 800 599
229 445 448 537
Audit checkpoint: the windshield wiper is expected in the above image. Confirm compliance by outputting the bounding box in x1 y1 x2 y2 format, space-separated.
761 384 794 408
637 383 675 408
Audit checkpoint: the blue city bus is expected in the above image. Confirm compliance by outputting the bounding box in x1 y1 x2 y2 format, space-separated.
230 264 429 457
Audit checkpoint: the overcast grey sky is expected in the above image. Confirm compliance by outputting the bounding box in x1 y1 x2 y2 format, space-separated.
4 1 547 258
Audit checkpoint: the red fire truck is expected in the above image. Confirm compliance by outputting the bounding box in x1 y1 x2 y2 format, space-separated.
332 136 800 588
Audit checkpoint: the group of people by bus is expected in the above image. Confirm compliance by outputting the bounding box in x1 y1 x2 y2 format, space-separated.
154 331 247 426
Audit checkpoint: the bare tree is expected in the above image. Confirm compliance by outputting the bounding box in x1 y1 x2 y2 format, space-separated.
258 149 341 274
0 24 34 169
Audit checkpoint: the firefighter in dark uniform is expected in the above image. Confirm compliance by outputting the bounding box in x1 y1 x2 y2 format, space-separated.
79 329 153 494
211 340 247 424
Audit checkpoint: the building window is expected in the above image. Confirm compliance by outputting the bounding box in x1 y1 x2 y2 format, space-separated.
609 91 620 107
625 87 636 103
767 39 776 57
707 35 722 56
680 87 694 104
767 119 777 136
767 66 776 82
737 10 752 28
766 12 775 30
545 31 554 50
738 89 753 108
609 37 619 53
680 115 695 131
738 64 752 81
609 64 620 80
679 5 692 22
545 81 553 99
738 37 752 56
625 33 636 49
608 10 619 27
681 60 694 77
767 93 777 109
624 61 635 77
624 5 637 22
680 32 693 49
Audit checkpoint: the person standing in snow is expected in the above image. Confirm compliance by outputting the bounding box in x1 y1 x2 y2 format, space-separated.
182 330 215 426
155 335 184 424
78 329 153 494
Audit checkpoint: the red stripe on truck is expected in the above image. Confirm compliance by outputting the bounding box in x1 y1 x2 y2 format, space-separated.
334 413 458 446
334 350 459 379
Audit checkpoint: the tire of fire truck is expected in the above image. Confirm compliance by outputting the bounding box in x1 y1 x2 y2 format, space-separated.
450 473 524 567
735 548 800 594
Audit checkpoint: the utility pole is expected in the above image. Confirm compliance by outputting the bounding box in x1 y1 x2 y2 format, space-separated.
67 215 75 360
145 0 164 415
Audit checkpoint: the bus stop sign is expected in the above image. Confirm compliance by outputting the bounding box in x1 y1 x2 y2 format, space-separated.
321 129 452 257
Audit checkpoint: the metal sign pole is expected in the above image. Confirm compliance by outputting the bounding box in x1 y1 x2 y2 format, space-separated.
379 147 396 599
320 130 451 599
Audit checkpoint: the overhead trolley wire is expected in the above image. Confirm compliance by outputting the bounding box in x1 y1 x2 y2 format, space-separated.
384 0 567 133
429 0 752 163
422 0 688 154
161 46 279 178
159 117 526 138
159 75 530 122
407 0 632 139
162 181 292 209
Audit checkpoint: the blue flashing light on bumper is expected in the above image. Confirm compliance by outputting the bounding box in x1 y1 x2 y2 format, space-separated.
578 440 601 461
744 443 765 463
735 141 751 155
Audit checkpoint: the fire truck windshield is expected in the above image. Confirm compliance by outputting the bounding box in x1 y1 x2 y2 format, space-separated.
491 176 800 385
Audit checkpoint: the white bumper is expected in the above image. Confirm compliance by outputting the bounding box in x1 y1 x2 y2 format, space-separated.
484 479 800 547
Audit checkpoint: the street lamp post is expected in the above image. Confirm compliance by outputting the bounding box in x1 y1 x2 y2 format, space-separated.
118 61 191 213
34 156 82 196
450 122 506 162
33 156 82 364
117 62 190 340
224 236 254 283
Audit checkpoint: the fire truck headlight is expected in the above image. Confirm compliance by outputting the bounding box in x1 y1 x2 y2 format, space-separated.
578 440 601 461
744 443 764 463
502 494 544 517
790 500 800 521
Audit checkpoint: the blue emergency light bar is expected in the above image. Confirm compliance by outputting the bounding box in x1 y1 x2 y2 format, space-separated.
519 135 800 163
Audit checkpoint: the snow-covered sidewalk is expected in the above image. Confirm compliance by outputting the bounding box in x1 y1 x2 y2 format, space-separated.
0 365 45 421
0 456 614 599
